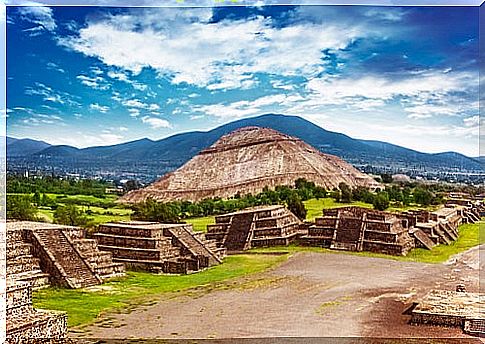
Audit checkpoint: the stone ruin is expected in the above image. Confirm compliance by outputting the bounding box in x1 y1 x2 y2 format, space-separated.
445 199 484 223
94 221 225 274
300 206 465 255
411 290 485 337
7 221 125 289
300 206 415 255
6 278 68 343
206 205 302 251
399 207 461 249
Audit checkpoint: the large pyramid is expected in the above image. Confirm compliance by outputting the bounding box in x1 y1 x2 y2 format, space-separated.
121 127 380 203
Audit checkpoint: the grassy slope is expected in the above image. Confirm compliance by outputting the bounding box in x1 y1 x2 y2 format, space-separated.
33 254 287 327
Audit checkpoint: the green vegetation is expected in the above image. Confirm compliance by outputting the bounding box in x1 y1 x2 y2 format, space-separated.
251 221 484 264
7 175 114 197
184 216 216 232
304 198 371 221
33 254 287 327
7 194 40 221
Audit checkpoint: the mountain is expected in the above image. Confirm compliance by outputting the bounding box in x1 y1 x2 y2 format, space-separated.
7 114 482 176
7 137 51 157
121 127 380 203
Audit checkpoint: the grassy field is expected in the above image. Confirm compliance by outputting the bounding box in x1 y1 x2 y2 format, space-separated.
184 216 215 232
33 254 287 327
251 221 484 264
304 198 372 221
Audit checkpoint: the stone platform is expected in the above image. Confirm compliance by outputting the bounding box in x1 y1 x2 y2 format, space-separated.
7 221 125 288
411 290 484 337
300 206 414 255
206 205 302 251
94 221 224 274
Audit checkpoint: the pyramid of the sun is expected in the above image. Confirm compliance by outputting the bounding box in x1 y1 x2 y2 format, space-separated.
121 126 380 203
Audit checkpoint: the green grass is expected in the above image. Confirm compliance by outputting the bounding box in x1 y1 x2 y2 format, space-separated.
184 216 215 232
304 198 372 221
33 253 288 327
251 221 484 264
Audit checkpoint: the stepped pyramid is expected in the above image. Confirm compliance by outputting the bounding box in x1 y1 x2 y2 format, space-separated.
121 127 380 203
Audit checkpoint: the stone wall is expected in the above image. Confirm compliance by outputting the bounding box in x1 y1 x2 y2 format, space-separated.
6 279 68 343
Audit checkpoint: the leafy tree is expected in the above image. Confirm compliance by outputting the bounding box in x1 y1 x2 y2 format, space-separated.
54 204 89 226
338 183 353 203
413 187 433 206
329 190 341 202
124 180 142 192
373 192 390 211
32 191 41 206
7 195 38 221
287 194 307 221
132 199 180 223
380 173 393 183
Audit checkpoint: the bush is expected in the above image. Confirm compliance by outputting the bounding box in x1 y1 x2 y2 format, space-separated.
7 195 38 220
373 192 390 211
54 204 89 227
287 194 307 220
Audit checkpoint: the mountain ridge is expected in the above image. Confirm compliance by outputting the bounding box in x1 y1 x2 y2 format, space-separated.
7 114 481 172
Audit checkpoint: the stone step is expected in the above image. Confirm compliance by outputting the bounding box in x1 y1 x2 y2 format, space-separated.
7 243 33 259
10 270 50 289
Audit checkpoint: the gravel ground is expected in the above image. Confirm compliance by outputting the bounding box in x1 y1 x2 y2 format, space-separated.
75 247 483 341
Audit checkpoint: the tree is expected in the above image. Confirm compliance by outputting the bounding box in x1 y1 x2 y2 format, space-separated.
413 187 433 206
54 204 89 226
32 191 41 207
380 173 393 184
373 192 390 211
124 180 142 192
339 183 353 203
132 199 180 223
287 194 307 221
7 195 38 221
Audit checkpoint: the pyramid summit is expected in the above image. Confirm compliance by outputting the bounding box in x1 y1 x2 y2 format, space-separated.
120 126 380 203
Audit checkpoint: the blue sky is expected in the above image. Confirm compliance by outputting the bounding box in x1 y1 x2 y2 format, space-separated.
5 4 480 156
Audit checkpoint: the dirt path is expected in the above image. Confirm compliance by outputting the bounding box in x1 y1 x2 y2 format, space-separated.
75 249 482 340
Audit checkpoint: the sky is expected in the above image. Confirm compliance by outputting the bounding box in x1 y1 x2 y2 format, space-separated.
5 4 481 156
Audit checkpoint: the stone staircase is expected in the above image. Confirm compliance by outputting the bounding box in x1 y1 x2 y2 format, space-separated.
31 229 101 288
165 226 222 268
73 239 126 280
410 228 436 250
224 213 254 251
95 222 223 274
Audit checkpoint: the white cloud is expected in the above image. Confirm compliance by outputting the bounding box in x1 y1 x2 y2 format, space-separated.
18 4 56 33
121 98 160 112
89 103 109 113
46 62 65 73
463 115 479 128
77 74 109 90
21 113 64 126
128 108 140 117
141 116 171 129
25 82 79 106
59 10 365 90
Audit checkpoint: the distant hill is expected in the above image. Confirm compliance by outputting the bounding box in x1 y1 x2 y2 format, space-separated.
7 137 51 157
7 114 482 174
